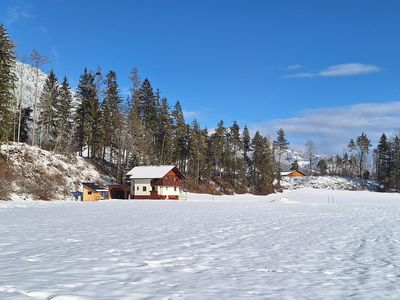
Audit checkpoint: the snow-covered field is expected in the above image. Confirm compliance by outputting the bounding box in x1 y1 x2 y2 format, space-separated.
1 189 400 299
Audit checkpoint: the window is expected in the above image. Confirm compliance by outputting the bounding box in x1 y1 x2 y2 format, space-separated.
174 187 177 191
143 186 147 192
136 186 139 191
88 191 92 195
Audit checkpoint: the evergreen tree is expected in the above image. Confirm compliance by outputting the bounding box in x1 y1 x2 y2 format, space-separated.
171 101 187 171
275 128 289 172
210 120 226 179
38 70 59 148
54 76 73 151
317 159 328 175
356 132 371 178
290 159 299 171
0 24 17 144
376 133 392 190
157 97 173 163
74 68 100 157
139 78 158 132
17 107 32 143
251 132 274 194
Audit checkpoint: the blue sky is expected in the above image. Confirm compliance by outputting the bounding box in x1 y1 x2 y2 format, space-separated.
2 0 400 153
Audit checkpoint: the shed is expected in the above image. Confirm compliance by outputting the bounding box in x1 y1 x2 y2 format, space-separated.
82 182 109 201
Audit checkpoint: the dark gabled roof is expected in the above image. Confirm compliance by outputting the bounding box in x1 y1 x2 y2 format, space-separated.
82 182 108 191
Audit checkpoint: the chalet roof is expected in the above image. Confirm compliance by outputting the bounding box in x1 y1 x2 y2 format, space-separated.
280 170 305 176
127 165 183 179
82 182 108 191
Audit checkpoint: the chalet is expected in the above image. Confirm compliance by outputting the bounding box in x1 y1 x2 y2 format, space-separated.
127 165 185 200
82 182 109 201
281 170 305 177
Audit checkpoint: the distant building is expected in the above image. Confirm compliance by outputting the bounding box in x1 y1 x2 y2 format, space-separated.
127 165 185 199
82 182 109 201
281 170 305 177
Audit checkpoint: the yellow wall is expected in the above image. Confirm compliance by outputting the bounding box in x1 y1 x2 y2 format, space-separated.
83 186 101 201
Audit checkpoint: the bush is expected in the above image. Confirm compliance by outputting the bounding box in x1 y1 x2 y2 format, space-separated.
0 158 14 200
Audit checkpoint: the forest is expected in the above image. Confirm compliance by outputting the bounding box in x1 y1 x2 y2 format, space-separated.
1 23 399 193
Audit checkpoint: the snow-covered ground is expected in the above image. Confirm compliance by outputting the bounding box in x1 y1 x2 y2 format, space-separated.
1 189 400 299
281 175 379 191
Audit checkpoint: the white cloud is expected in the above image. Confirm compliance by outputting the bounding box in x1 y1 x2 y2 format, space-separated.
286 64 303 70
285 63 381 78
183 110 202 120
5 3 33 25
249 102 400 154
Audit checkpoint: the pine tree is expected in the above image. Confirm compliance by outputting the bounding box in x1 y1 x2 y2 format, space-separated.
139 78 158 132
54 76 73 151
157 97 173 163
16 107 32 143
74 68 99 157
376 133 391 190
251 132 274 194
38 70 59 149
0 24 17 145
356 132 371 178
210 120 226 179
290 159 299 171
275 128 289 172
305 140 315 175
317 159 328 175
171 101 187 171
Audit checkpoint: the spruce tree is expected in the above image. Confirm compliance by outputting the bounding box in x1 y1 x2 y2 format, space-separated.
356 132 371 178
275 128 289 173
171 100 187 171
54 76 73 151
290 159 299 171
0 24 17 145
38 70 59 149
376 133 391 190
317 159 328 175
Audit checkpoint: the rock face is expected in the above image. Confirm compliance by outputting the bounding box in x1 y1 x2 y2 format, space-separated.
13 61 48 110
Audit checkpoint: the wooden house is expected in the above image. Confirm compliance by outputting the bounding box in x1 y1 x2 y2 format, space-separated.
82 182 109 201
281 170 305 177
127 165 185 200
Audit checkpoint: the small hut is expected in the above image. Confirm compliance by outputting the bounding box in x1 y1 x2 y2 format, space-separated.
82 183 109 201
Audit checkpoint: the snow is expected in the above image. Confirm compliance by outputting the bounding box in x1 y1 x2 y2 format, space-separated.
1 189 400 299
281 175 379 191
0 143 111 200
127 165 176 179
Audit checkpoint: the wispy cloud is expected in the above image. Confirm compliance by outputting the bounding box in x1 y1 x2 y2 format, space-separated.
285 63 381 78
286 64 303 70
183 110 202 120
5 3 33 25
249 102 400 154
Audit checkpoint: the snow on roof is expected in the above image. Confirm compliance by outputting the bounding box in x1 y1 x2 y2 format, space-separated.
82 182 108 191
280 171 293 176
127 165 176 179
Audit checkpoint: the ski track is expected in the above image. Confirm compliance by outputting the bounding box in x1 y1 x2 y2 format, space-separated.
1 189 400 299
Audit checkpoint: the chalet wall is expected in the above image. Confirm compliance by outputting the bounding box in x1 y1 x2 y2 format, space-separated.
132 179 152 196
158 186 180 196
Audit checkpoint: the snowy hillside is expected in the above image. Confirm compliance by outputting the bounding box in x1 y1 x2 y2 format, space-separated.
1 189 400 298
281 175 379 191
281 148 321 173
0 143 111 200
13 61 48 109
